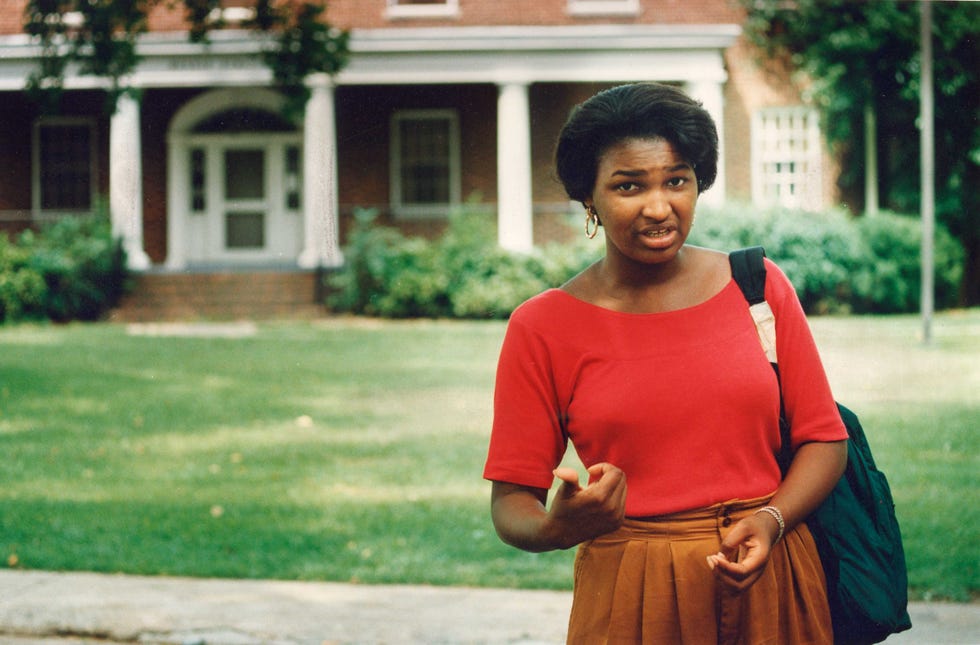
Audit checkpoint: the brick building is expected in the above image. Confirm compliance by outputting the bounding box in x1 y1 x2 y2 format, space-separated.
0 1 834 289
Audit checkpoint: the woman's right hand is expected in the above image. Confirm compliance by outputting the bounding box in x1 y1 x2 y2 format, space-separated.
546 463 627 549
490 463 627 552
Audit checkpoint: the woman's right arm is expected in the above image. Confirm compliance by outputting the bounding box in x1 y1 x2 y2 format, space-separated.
490 463 627 552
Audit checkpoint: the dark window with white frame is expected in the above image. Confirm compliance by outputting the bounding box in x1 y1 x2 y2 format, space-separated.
751 107 824 210
34 119 96 213
567 0 640 16
190 147 206 212
391 110 460 217
285 145 301 210
386 0 459 19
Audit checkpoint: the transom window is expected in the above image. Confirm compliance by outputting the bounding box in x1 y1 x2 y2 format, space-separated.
751 107 824 210
192 108 296 134
391 110 460 218
567 0 640 16
33 118 96 213
386 0 459 19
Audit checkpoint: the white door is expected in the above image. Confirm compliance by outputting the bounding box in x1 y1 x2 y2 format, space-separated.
219 146 268 259
183 137 302 267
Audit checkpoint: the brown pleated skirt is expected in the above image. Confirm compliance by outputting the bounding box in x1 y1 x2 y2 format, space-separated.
566 495 833 645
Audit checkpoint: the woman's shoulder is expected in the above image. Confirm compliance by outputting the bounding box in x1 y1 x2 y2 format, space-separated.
760 255 798 298
558 260 600 302
510 288 581 323
505 289 599 353
688 245 730 277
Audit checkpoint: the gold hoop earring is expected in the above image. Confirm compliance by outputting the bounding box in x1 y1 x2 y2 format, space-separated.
585 205 600 239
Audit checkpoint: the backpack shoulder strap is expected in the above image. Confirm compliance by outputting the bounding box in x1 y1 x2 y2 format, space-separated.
730 246 792 473
729 247 777 364
729 246 768 306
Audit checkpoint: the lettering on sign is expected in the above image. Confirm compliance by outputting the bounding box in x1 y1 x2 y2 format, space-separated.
168 57 255 71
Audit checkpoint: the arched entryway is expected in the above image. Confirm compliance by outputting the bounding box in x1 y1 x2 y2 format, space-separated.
166 88 304 269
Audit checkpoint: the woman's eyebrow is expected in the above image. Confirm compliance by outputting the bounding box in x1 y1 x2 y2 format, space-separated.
609 168 646 177
609 163 692 177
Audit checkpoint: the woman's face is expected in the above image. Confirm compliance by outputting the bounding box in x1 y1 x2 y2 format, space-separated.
585 137 698 267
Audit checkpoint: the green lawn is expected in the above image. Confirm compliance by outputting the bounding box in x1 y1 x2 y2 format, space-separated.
0 312 977 601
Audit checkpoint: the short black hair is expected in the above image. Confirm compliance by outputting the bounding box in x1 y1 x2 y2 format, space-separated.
554 83 719 202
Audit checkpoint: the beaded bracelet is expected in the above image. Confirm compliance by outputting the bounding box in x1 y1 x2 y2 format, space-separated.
755 505 785 543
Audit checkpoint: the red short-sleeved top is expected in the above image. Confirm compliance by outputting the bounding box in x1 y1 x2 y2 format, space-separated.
483 259 847 517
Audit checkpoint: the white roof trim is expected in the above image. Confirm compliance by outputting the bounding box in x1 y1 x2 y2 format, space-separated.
0 24 740 90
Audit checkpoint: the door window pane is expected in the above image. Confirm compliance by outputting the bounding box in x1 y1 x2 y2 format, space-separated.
190 147 206 212
285 145 301 210
226 211 265 248
193 108 295 134
225 149 264 200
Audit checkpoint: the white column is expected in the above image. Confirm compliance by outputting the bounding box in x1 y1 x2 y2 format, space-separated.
496 82 534 253
110 92 151 270
685 80 726 208
299 73 343 269
163 136 186 271
864 102 879 215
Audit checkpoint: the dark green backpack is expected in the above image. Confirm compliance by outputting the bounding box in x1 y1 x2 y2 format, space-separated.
730 247 912 645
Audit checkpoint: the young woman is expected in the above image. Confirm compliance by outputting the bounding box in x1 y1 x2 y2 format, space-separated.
483 83 848 643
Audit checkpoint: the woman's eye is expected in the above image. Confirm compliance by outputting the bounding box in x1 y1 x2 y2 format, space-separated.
667 177 688 188
616 182 640 192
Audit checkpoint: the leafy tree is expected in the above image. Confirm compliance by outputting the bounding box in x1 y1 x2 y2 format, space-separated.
23 0 349 118
740 0 980 306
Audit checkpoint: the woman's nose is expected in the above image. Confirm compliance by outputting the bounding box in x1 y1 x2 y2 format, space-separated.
641 190 671 220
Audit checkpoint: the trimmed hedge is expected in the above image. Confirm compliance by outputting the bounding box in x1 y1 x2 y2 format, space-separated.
327 208 597 319
328 203 965 318
689 204 964 314
0 215 128 323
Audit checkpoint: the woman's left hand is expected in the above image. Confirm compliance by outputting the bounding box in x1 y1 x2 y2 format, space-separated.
706 511 780 592
707 440 848 593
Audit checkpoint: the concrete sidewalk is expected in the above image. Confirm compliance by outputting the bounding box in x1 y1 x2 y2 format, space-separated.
0 570 976 645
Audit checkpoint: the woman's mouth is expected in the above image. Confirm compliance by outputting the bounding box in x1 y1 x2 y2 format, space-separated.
638 226 678 249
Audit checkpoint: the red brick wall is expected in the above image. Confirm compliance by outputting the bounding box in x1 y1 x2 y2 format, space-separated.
325 0 742 30
0 2 27 35
1 0 743 35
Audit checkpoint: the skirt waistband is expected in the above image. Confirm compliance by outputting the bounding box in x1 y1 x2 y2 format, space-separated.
614 493 775 540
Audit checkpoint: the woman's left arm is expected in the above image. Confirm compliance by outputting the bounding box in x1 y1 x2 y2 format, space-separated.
709 440 847 591
710 259 848 590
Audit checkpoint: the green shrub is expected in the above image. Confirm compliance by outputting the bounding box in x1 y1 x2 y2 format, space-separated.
850 211 963 313
327 209 450 317
0 214 128 323
690 203 864 313
691 203 965 314
0 235 46 322
327 207 598 319
450 253 550 319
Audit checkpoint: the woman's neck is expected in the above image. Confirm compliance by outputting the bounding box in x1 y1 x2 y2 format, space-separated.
571 245 725 314
599 245 689 292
